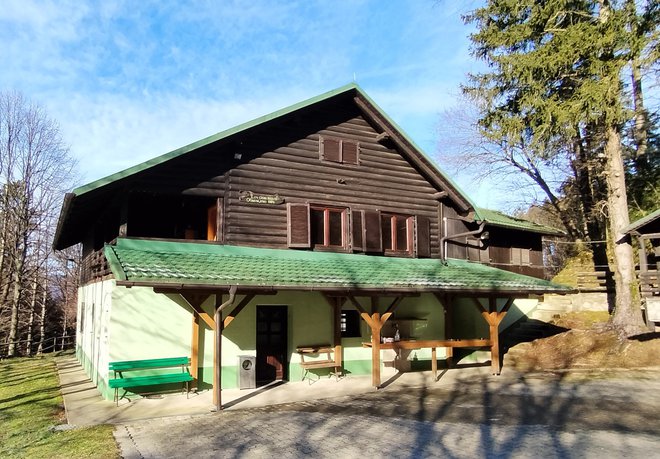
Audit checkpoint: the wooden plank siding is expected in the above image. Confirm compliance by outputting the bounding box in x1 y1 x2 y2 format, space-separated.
77 95 549 278
220 110 445 255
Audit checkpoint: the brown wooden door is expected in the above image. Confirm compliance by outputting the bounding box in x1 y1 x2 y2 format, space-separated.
256 306 288 384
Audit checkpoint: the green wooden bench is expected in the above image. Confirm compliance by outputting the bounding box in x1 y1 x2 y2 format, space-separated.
108 357 194 406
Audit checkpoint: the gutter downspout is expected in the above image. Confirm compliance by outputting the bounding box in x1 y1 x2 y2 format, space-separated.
214 285 237 412
441 221 486 261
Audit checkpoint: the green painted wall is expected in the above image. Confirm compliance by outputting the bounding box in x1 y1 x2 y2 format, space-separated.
76 279 114 399
77 280 539 400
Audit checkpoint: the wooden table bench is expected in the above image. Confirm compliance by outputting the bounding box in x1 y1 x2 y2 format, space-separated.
296 344 342 381
108 357 194 406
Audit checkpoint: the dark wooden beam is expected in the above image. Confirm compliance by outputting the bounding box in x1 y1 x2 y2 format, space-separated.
381 297 403 323
223 294 254 328
178 293 215 329
437 293 453 366
371 312 381 387
332 298 342 370
348 295 367 315
375 131 390 143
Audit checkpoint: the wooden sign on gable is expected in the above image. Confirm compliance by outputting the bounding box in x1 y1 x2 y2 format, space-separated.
238 191 285 205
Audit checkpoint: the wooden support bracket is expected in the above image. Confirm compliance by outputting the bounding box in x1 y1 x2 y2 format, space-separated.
223 294 254 329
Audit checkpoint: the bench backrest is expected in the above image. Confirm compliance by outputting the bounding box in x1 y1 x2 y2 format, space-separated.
109 357 190 372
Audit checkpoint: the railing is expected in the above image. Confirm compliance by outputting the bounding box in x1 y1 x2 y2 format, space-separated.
80 248 111 284
0 335 76 359
639 271 660 298
576 270 613 292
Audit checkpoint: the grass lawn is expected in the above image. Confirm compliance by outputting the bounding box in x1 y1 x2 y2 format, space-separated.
0 353 118 459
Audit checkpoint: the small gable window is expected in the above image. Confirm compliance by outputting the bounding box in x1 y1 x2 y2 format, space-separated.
319 136 360 165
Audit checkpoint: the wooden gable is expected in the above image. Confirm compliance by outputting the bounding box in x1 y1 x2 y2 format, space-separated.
55 85 474 260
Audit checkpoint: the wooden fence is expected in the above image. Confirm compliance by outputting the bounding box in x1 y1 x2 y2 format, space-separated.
0 335 75 359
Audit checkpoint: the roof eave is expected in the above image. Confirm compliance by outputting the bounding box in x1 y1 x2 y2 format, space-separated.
52 192 76 251
352 89 475 214
113 279 568 296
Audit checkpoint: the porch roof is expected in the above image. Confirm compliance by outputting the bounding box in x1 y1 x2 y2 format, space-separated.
104 238 570 295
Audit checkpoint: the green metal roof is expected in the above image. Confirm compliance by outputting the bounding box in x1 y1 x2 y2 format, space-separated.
475 208 564 236
624 208 660 234
104 238 570 294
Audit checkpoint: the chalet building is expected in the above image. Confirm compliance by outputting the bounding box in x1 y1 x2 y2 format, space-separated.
54 84 568 408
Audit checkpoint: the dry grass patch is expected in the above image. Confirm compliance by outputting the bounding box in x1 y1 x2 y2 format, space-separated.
508 312 660 371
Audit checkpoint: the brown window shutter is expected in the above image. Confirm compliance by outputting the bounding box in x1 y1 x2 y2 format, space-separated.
414 215 431 258
207 203 218 241
521 248 530 265
351 210 365 252
529 249 542 266
363 210 382 252
342 140 359 165
467 243 480 262
511 247 522 265
320 137 341 163
287 203 311 248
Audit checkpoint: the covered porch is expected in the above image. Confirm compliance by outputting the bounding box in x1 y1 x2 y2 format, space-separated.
104 238 570 410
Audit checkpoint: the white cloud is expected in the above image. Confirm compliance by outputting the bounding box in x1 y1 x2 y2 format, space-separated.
1 0 496 206
49 88 321 184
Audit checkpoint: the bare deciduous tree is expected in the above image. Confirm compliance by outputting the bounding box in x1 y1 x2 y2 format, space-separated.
0 91 77 356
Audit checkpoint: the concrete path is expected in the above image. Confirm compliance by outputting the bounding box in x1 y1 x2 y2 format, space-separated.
57 357 487 425
57 358 660 458
114 371 660 458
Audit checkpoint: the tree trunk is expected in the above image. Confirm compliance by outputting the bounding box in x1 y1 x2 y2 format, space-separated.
7 252 23 357
604 125 646 336
37 280 47 355
626 0 648 158
25 275 38 355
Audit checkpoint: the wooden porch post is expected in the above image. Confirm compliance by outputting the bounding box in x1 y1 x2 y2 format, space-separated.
471 297 514 375
434 293 453 368
638 235 648 274
487 298 501 375
348 295 402 388
371 312 381 386
179 293 212 390
332 298 342 369
191 314 199 388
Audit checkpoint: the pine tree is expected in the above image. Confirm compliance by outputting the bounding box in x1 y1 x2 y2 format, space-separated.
464 0 656 336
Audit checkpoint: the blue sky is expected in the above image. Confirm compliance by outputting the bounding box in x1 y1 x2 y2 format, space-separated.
1 0 509 207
